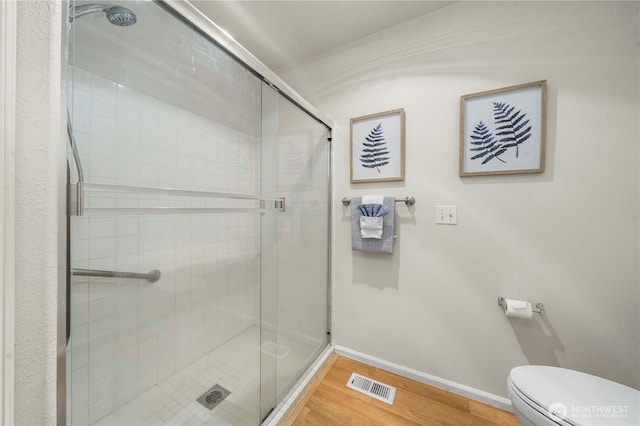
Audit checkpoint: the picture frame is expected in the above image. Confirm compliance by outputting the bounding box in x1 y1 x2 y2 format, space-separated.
459 80 546 176
351 108 405 183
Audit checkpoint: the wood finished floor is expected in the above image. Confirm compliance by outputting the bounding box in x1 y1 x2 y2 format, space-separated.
284 355 521 426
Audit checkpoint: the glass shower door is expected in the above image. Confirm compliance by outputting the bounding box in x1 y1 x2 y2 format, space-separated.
260 83 330 419
260 83 279 420
273 93 330 402
66 1 263 424
66 1 330 425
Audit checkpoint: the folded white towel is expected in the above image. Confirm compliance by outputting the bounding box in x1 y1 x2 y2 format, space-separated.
362 195 384 205
351 196 396 254
360 216 384 239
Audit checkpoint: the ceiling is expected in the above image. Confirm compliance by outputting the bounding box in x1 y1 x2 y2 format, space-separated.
189 1 454 71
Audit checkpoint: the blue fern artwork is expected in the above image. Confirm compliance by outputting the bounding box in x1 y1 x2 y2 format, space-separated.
359 123 390 173
469 121 506 165
469 102 532 165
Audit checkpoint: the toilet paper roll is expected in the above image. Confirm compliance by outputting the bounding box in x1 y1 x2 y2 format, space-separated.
504 299 533 320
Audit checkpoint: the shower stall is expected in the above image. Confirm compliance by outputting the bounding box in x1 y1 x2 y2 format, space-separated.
63 1 332 424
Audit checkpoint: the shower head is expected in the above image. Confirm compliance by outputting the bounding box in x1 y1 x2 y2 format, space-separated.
105 6 137 26
71 3 137 26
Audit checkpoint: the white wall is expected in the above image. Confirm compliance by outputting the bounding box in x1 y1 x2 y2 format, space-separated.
14 1 63 424
281 1 640 397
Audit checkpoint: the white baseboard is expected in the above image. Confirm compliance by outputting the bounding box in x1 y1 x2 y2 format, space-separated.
334 345 514 413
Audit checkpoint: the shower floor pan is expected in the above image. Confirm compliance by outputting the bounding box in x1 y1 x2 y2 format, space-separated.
93 327 317 426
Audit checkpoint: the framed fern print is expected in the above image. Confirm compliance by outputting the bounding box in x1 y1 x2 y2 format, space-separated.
460 81 546 176
351 108 405 183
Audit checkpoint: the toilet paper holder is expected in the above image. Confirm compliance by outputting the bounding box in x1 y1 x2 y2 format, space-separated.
498 297 544 314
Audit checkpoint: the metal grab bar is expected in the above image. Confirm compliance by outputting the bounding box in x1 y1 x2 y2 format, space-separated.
342 196 415 206
72 268 161 283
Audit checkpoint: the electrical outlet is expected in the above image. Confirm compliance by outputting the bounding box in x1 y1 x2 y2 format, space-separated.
436 205 457 225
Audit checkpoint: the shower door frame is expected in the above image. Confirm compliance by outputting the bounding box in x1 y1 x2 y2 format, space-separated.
60 0 333 424
1 1 17 424
159 1 333 130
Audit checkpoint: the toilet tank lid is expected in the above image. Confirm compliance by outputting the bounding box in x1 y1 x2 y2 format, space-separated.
510 366 639 426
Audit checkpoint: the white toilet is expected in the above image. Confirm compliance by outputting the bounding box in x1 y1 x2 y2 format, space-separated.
508 365 639 426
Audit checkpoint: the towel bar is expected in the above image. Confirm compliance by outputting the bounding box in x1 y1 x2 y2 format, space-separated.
69 182 286 216
342 196 415 206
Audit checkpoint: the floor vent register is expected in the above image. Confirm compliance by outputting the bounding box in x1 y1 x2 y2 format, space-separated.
346 372 396 404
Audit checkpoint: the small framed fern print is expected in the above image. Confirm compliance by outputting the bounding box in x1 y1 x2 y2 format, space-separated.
350 108 405 183
460 80 547 176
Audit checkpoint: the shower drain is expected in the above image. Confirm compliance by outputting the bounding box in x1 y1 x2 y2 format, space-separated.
197 384 231 410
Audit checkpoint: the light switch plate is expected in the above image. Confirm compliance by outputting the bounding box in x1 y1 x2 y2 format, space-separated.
436 205 457 225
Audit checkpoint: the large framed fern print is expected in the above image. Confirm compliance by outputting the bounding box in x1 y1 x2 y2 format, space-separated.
460 81 546 176
351 108 405 183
